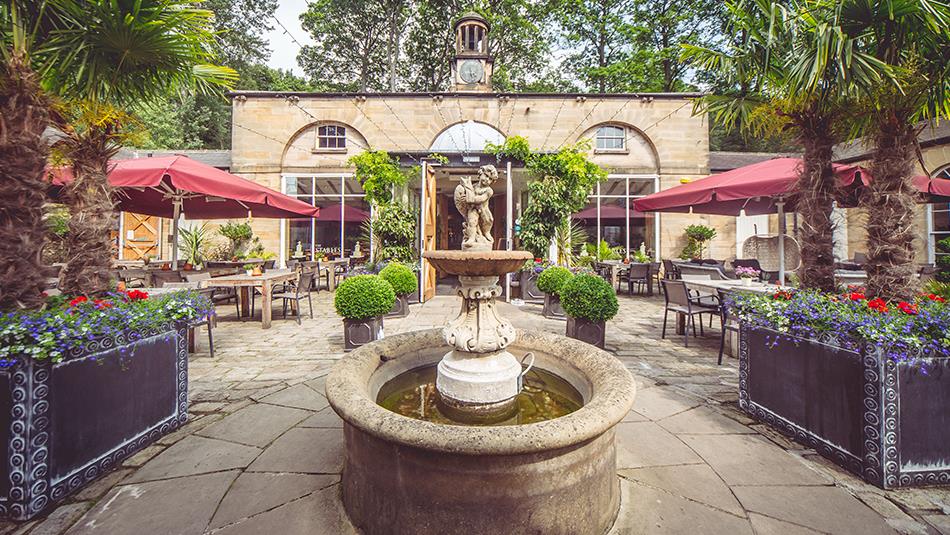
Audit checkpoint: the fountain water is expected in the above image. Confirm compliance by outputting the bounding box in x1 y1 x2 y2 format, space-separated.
325 164 636 534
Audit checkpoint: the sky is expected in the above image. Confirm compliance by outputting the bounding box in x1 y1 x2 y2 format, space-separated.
264 0 313 76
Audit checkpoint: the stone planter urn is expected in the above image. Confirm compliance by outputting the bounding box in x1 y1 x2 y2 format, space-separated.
542 293 566 319
0 324 189 520
343 317 384 351
566 316 607 348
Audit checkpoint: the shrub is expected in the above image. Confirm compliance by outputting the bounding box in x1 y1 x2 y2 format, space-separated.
559 274 619 322
379 262 417 296
537 266 574 295
334 275 396 320
218 221 253 257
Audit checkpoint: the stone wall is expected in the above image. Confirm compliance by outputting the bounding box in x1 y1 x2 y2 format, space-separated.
229 92 716 262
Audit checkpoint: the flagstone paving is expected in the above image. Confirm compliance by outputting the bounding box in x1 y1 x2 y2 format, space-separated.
5 292 950 534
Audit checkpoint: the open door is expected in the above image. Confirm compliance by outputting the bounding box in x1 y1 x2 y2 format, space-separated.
421 162 438 302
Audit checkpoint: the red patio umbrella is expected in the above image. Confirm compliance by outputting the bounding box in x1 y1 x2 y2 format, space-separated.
632 157 948 283
50 156 319 268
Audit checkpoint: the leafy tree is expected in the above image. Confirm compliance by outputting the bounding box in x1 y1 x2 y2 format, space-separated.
830 0 950 300
682 0 870 292
298 0 410 92
198 0 278 69
557 0 638 92
488 136 607 260
0 1 56 310
42 0 236 295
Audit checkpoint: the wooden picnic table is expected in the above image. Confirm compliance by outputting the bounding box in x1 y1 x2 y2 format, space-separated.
202 270 298 329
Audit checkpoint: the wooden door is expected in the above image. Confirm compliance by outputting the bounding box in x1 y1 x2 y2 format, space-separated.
422 164 437 302
121 212 160 260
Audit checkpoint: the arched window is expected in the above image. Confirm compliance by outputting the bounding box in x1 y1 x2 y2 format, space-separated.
596 125 626 151
317 125 346 149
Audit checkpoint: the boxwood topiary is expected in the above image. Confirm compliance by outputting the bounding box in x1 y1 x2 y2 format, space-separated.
559 274 619 322
334 275 396 320
537 266 574 295
378 262 418 297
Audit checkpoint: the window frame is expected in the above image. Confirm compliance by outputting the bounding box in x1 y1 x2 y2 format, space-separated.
928 165 950 264
314 124 347 152
594 125 627 153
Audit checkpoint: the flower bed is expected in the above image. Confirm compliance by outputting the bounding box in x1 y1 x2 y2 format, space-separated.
0 290 212 519
730 289 950 488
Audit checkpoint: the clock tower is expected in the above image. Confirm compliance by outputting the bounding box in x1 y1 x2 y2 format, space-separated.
451 12 493 92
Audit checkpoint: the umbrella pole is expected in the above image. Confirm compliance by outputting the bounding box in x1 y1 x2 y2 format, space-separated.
777 200 786 286
171 198 182 271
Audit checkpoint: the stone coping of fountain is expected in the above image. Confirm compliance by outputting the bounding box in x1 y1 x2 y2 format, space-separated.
423 250 533 277
325 328 636 456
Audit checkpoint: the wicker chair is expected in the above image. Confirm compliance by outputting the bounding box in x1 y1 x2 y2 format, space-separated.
742 234 802 281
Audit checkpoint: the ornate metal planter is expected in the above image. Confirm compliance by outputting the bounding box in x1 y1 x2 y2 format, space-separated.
566 317 606 348
542 293 565 320
0 324 188 520
343 317 384 351
740 324 950 489
386 295 410 318
519 271 544 304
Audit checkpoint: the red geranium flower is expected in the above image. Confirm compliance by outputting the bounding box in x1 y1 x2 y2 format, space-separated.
927 293 946 303
848 292 865 301
772 290 793 301
68 296 88 307
534 258 542 263
867 298 888 313
897 301 917 315
126 290 149 301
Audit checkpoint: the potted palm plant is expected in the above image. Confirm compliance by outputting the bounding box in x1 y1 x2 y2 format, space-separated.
559 274 619 348
537 266 573 319
379 262 417 318
334 275 396 350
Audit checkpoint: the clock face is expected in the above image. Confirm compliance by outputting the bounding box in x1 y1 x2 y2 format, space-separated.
459 60 484 84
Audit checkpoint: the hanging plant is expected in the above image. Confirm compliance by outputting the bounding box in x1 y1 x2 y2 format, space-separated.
348 150 409 206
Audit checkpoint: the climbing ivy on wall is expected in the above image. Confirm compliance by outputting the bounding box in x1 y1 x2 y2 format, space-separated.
488 136 607 259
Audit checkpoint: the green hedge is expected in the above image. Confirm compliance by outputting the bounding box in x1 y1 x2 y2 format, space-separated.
378 262 418 296
537 266 574 295
334 275 396 319
560 274 619 322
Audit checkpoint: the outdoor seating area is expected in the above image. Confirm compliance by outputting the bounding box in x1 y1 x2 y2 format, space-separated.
4 1 950 534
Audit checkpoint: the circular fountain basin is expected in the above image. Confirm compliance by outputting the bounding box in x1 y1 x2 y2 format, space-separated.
325 328 636 535
422 249 533 276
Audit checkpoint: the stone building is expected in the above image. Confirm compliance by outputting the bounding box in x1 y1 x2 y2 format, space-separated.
225 12 744 281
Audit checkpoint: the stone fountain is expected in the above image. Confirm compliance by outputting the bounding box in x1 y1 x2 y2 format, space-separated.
325 165 636 534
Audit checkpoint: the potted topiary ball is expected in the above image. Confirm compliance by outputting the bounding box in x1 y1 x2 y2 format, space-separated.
559 273 619 348
334 275 396 350
537 266 573 319
379 261 418 318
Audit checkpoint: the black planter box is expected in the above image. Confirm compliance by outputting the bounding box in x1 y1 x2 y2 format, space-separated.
0 324 188 520
740 324 950 488
566 316 606 348
520 271 544 304
343 317 384 351
386 295 410 318
542 293 566 320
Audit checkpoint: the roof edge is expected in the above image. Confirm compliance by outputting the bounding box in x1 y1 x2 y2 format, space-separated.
227 90 706 99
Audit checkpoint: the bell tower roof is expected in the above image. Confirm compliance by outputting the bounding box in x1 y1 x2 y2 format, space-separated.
454 11 490 32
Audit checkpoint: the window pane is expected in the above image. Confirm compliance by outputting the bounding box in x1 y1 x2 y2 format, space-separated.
343 175 365 195
601 177 625 196
343 198 371 256
601 197 625 251
934 207 950 233
314 177 341 195
288 219 313 261
314 198 342 257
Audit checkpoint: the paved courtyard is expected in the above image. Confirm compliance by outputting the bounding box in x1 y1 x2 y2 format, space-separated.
5 292 950 534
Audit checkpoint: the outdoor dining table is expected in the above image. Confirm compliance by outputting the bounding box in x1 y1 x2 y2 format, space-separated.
202 269 298 329
679 278 786 354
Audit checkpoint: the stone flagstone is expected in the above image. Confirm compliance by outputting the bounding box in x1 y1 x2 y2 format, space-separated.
618 464 745 516
197 403 311 447
211 484 357 535
125 436 260 484
247 428 344 474
629 387 701 421
732 485 897 535
614 421 703 469
611 480 754 535
680 434 833 486
65 471 238 535
657 406 756 435
258 384 330 412
209 473 339 529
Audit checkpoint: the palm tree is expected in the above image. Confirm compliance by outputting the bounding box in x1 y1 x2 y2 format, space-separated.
42 0 235 295
683 0 869 292
834 1 950 300
0 2 58 310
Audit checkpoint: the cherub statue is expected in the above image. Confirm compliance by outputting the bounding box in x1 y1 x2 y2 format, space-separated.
454 165 498 250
